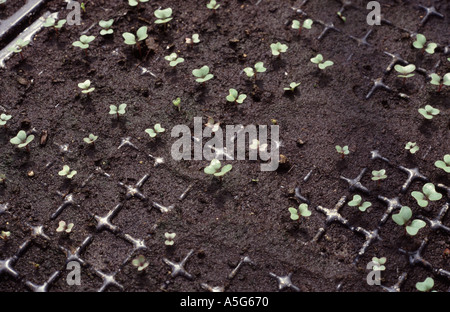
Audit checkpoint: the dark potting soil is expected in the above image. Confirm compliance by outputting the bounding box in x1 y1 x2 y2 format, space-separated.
0 0 449 292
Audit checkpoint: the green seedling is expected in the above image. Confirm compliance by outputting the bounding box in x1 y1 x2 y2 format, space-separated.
0 113 12 128
0 231 10 240
128 0 149 7
78 80 95 94
43 17 66 35
405 142 419 154
270 42 288 57
164 232 176 246
243 62 266 80
122 26 148 57
392 206 426 236
192 66 214 83
394 64 415 85
132 255 149 271
173 97 181 111
371 257 386 271
204 159 232 177
249 139 267 153
206 0 220 11
80 2 86 12
226 89 247 104
310 54 334 69
418 105 439 120
72 35 95 55
415 277 435 292
0 0 6 5
83 133 98 144
58 165 77 179
335 145 349 159
336 11 346 22
434 154 450 173
145 124 165 138
429 73 450 92
8 38 30 60
371 169 387 181
99 19 114 35
412 34 437 54
10 130 34 150
288 203 311 221
348 195 372 212
56 221 74 233
154 8 173 24
291 18 313 35
283 82 301 92
185 34 200 46
205 117 220 132
411 183 442 208
165 53 184 67
109 103 127 118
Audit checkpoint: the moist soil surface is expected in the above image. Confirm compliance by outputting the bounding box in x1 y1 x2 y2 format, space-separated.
0 0 449 292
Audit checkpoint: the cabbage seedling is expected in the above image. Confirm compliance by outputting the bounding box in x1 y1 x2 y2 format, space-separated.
0 0 6 5
394 64 415 85
335 145 349 159
192 66 214 83
411 183 442 208
249 139 267 153
128 0 149 7
122 26 148 57
348 194 372 212
206 0 220 11
78 80 95 94
154 8 173 24
99 19 114 36
10 130 34 150
56 221 74 233
165 53 184 67
43 17 66 35
185 34 200 46
244 62 266 80
270 42 288 57
310 54 334 69
8 38 30 60
371 169 387 181
58 165 77 179
72 35 95 55
173 97 181 111
371 257 386 271
226 89 247 104
164 232 176 246
292 19 313 35
132 255 149 271
109 103 127 119
0 231 10 240
434 154 450 173
288 203 311 220
418 105 439 119
392 206 426 236
416 277 434 292
429 73 450 92
283 82 301 92
204 159 232 177
405 142 419 154
0 113 12 128
412 34 437 54
145 124 165 138
83 134 98 144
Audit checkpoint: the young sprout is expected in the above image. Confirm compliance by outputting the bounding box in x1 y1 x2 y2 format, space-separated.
291 19 313 35
164 232 176 246
288 203 311 220
185 34 200 46
43 17 67 34
412 34 437 54
122 26 148 57
243 62 266 80
58 165 77 179
348 195 372 212
0 0 6 5
435 154 450 173
371 257 386 271
418 105 439 119
80 2 86 12
394 64 416 85
392 206 426 236
173 97 181 111
249 139 268 153
335 145 349 159
192 66 214 83
204 159 232 177
128 0 149 6
405 142 419 154
205 117 220 132
154 8 173 24
56 221 74 233
310 54 334 69
0 231 10 240
0 113 12 128
165 53 184 67
83 134 98 145
429 73 450 92
109 103 127 118
415 277 435 292
411 183 442 208
10 130 34 150
226 89 247 104
283 82 301 92
206 0 220 11
72 35 95 55
8 38 30 60
99 19 114 36
270 42 288 57
78 80 95 94
145 124 165 138
132 255 149 271
336 11 346 22
371 169 387 181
